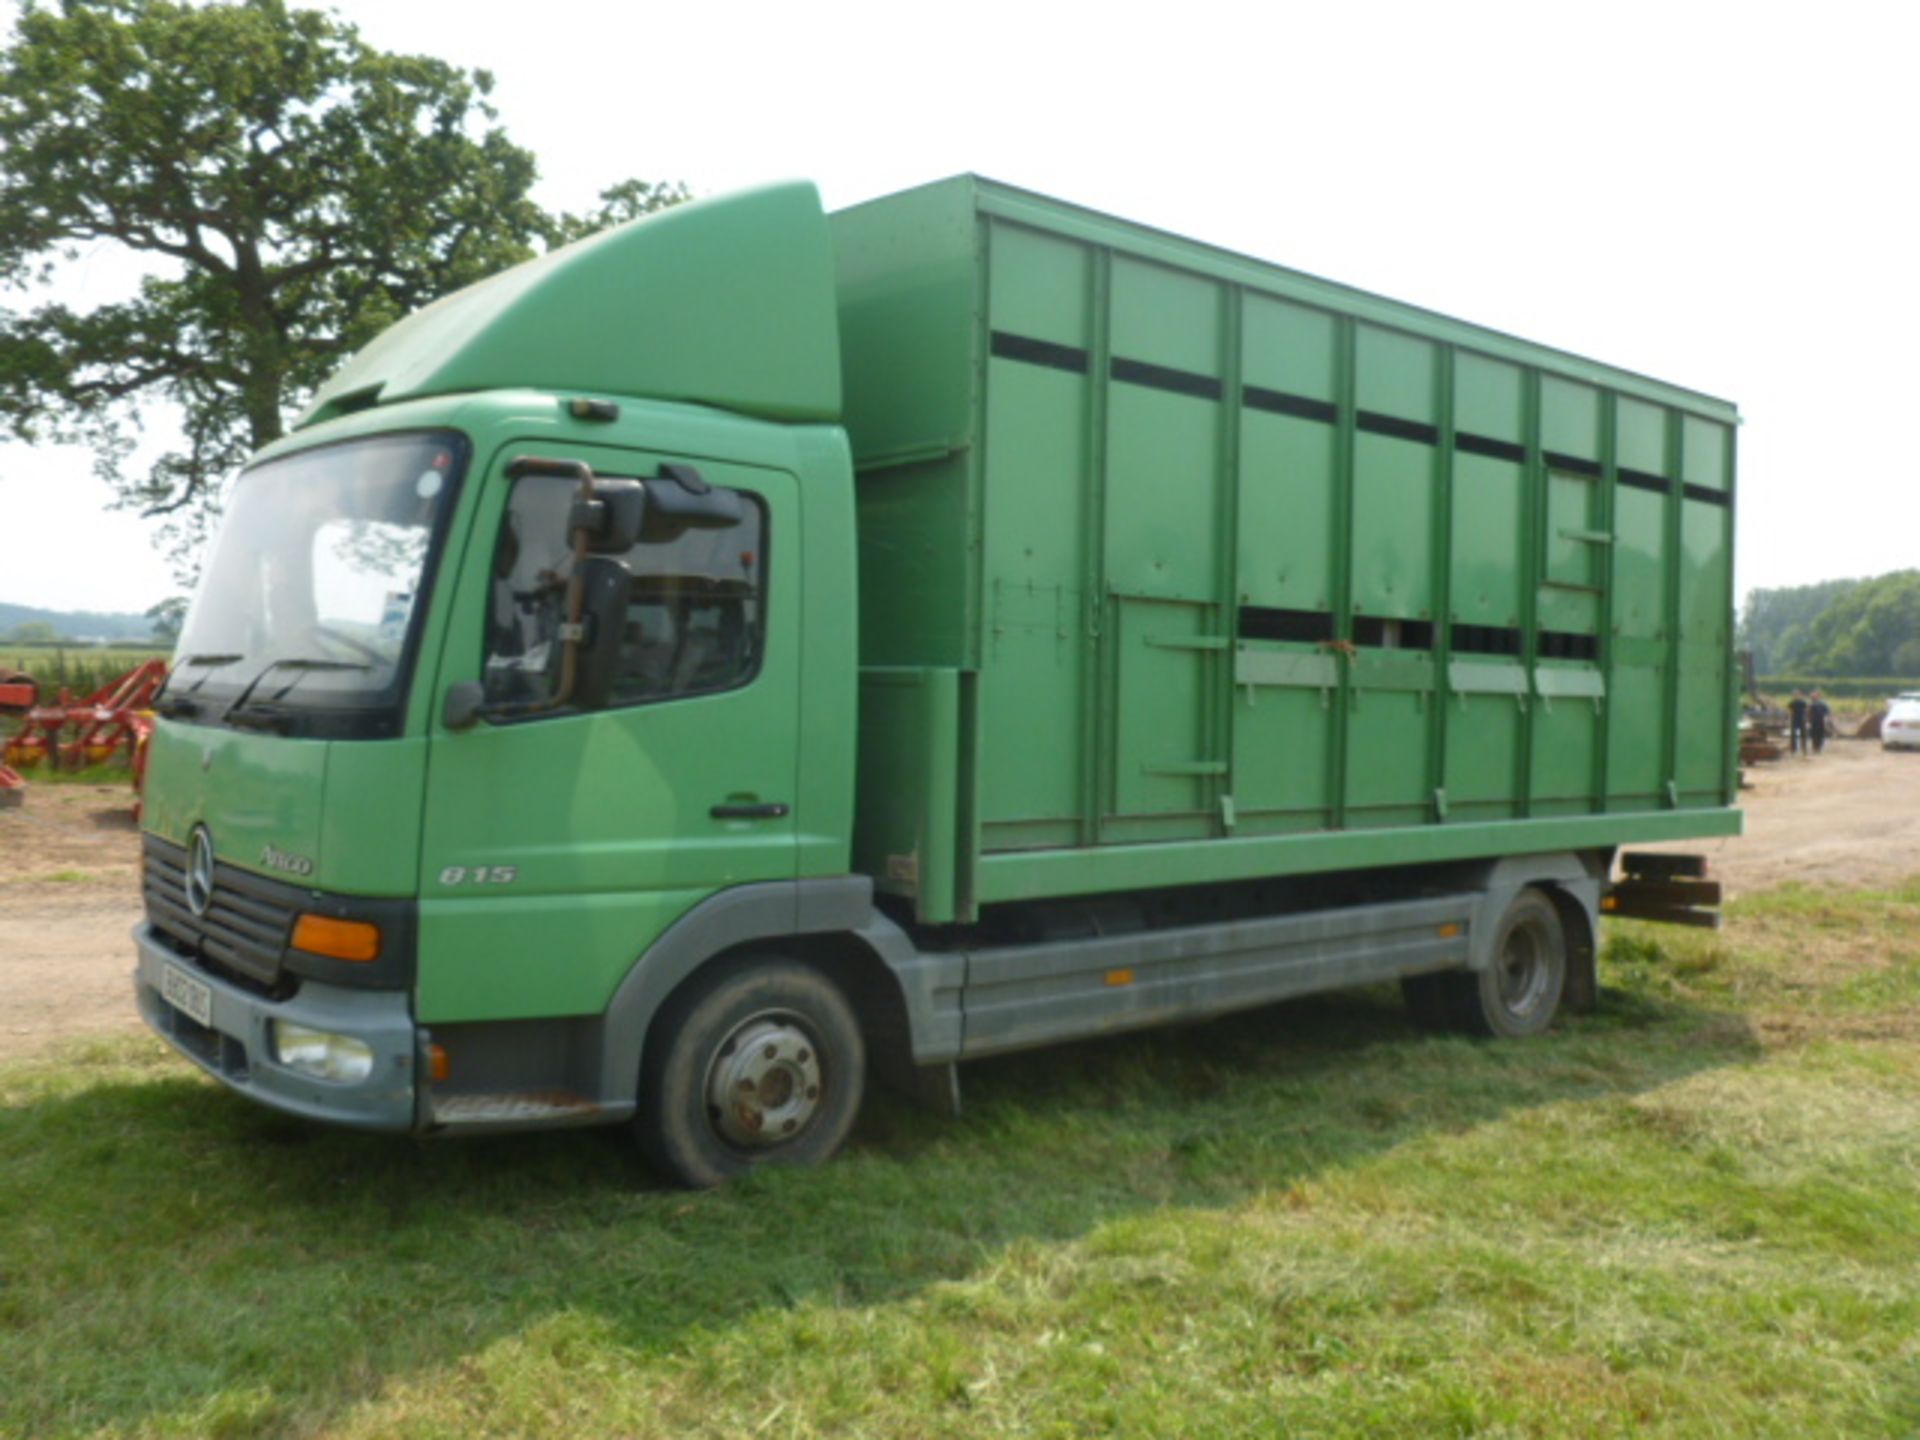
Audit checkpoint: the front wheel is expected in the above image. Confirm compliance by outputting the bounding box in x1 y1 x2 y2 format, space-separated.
636 957 866 1188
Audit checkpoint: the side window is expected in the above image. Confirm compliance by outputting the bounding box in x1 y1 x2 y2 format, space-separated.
482 474 768 710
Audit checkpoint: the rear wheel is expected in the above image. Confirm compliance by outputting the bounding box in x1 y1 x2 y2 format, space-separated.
635 957 865 1189
1402 889 1567 1038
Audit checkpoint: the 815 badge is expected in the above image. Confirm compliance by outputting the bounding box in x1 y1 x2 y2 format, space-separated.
439 865 518 886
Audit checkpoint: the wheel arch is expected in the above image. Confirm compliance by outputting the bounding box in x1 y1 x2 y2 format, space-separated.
595 878 959 1109
1463 850 1604 1009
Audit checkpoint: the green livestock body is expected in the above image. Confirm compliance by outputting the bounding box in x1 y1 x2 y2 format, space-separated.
835 177 1739 924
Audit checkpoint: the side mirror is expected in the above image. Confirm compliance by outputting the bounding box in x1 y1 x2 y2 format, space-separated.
569 479 647 554
443 680 486 730
570 556 631 710
640 463 743 542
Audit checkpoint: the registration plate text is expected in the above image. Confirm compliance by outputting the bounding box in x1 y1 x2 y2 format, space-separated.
161 964 213 1028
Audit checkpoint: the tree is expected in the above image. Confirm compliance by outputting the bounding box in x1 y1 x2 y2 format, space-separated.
145 595 187 645
1739 576 1859 675
0 0 685 576
7 620 58 643
1759 570 1920 677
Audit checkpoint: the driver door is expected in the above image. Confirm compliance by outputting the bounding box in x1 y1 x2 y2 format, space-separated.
416 441 800 1024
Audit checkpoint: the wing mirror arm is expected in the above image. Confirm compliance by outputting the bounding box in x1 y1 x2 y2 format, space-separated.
449 456 636 728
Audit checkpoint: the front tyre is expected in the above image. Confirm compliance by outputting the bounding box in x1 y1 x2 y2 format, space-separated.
636 957 866 1189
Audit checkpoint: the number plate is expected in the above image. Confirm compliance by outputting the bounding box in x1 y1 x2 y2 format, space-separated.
161 963 213 1028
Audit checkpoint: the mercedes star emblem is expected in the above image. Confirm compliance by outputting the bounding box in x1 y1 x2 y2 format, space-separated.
186 825 215 918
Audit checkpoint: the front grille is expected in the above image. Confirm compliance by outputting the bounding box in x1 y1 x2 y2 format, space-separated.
144 836 302 990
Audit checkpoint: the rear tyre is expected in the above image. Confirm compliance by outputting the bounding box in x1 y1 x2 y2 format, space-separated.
635 957 866 1189
1401 889 1567 1038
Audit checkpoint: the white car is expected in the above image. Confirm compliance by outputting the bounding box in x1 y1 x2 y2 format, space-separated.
1884 693 1920 751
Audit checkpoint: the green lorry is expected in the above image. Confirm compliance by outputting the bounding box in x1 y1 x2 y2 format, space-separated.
135 177 1740 1186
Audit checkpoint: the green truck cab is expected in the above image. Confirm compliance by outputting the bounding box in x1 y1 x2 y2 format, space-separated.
135 178 1740 1186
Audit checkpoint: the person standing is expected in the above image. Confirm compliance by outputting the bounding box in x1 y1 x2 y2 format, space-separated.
1788 689 1809 755
1809 690 1832 755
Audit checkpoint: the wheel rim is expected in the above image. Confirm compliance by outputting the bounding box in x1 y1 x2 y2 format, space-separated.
1498 922 1552 1020
704 1011 825 1149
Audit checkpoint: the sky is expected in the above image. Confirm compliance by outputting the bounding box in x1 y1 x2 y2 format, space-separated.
2 0 1916 616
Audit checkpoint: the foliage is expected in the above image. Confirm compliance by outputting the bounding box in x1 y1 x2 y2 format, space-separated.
0 600 154 641
1739 576 1860 674
144 596 187 644
1744 571 1920 677
6 618 55 643
0 0 686 579
1778 571 1920 677
4 883 1920 1436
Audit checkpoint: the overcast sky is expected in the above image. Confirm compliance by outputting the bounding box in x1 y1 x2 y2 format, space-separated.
3 0 1915 615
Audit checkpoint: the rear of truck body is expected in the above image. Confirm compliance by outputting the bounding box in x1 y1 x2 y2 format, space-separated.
132 177 1740 1184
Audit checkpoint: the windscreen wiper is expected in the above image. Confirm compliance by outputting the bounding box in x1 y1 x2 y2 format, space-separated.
221 657 371 729
155 652 245 716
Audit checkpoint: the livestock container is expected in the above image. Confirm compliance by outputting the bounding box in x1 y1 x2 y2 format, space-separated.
836 176 1739 924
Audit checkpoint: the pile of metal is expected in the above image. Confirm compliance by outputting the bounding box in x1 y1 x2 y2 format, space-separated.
1 659 169 808
0 668 35 808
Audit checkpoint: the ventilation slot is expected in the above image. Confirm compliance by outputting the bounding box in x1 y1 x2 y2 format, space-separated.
990 331 1090 375
1110 357 1223 401
1356 411 1439 446
1243 386 1336 424
1239 606 1335 643
1352 616 1435 649
1455 432 1526 464
1537 631 1601 662
1451 623 1523 657
1544 451 1602 478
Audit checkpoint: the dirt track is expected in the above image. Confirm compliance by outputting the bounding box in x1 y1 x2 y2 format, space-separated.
1 783 147 1060
3 743 1919 1063
1647 737 1920 894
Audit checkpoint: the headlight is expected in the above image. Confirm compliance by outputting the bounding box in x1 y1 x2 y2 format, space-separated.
273 1021 375 1083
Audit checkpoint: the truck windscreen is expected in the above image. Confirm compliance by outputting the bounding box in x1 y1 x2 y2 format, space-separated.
163 431 467 740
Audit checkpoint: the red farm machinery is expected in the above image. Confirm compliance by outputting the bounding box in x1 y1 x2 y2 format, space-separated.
1 659 169 811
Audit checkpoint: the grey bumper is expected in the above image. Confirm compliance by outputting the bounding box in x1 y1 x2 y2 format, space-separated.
133 923 420 1131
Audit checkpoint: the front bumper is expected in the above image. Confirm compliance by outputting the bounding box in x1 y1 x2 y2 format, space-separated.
133 923 420 1131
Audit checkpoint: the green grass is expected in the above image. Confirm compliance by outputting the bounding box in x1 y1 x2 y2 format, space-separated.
0 758 141 787
4 884 1919 1437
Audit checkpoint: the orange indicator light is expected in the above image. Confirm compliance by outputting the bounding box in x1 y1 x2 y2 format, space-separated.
290 913 382 963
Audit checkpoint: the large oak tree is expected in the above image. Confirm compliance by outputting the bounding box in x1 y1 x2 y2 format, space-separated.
0 0 683 573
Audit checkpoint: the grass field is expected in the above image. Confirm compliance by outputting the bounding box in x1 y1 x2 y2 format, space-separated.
3 883 1917 1438
1 646 170 703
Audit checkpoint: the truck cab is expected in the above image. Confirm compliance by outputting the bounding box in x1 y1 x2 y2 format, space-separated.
136 185 880 1183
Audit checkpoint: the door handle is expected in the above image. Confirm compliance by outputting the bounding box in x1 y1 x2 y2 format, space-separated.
710 801 790 820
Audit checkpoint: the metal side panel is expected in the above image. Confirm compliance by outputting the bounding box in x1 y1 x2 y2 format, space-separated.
957 893 1473 1059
